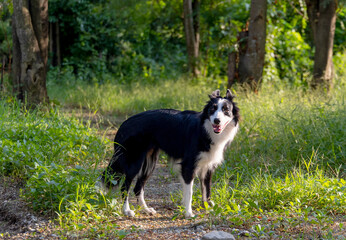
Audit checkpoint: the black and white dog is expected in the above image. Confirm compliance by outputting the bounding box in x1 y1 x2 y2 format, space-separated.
98 89 240 218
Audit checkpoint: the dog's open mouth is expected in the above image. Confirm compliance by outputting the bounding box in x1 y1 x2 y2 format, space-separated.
212 120 231 134
212 124 222 134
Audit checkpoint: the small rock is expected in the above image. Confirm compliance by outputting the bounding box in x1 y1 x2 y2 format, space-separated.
27 226 36 232
238 229 250 237
202 231 235 240
196 225 204 231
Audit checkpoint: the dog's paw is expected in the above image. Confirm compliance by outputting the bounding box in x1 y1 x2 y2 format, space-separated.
123 209 135 217
184 211 195 219
143 207 156 215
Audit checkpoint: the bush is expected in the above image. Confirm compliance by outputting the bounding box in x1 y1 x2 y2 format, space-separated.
0 101 107 212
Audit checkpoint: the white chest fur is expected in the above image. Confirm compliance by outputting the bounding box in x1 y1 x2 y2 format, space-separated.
196 120 238 177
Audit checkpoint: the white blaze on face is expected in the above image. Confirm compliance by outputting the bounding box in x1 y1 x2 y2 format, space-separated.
210 99 232 134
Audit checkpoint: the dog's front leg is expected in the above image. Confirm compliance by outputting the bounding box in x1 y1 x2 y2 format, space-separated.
182 179 195 218
200 169 215 206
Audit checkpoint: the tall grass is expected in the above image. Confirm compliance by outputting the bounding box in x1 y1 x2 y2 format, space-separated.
0 102 125 238
48 74 216 115
1 66 344 238
221 84 345 180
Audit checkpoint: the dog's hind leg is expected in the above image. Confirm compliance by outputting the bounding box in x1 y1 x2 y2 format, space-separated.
121 177 136 217
181 166 195 218
133 148 159 215
119 153 144 217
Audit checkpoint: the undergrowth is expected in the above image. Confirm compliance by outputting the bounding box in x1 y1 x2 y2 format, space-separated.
0 101 126 238
0 73 345 238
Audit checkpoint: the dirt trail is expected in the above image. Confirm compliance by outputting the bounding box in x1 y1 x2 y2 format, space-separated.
0 111 228 239
0 179 58 239
1 110 344 239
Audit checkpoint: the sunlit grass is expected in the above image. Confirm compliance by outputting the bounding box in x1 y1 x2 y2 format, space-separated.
48 76 215 115
1 67 345 238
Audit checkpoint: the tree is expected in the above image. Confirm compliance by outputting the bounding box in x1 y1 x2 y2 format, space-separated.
305 0 337 89
183 0 200 77
12 0 49 105
238 0 267 91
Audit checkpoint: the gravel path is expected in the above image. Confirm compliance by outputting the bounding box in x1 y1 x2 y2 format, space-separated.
0 178 58 239
0 164 236 240
0 112 236 240
2 112 344 239
114 163 213 240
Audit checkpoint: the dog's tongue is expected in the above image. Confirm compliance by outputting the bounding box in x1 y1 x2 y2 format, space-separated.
213 124 222 133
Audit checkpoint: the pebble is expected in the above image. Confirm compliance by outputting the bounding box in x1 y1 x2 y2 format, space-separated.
202 231 235 240
196 225 204 231
238 229 251 237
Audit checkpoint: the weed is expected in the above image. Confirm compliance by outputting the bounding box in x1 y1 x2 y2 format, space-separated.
1 73 345 238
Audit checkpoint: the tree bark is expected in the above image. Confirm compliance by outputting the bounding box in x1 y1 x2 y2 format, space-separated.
1 57 5 92
56 21 61 66
12 0 49 105
238 0 267 91
305 0 337 89
227 51 237 88
49 21 61 67
183 0 200 77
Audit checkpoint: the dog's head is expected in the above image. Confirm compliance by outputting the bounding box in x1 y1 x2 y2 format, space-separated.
203 89 240 134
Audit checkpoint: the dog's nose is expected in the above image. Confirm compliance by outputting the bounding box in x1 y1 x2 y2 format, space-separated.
214 118 220 124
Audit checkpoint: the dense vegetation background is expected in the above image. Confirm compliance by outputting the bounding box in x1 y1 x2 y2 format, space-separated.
1 0 345 88
0 0 345 239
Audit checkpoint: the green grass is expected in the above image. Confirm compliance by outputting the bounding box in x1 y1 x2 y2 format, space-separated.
0 70 345 238
0 101 126 238
47 73 218 115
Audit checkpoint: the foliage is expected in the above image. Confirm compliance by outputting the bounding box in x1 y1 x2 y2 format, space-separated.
264 0 313 86
198 0 250 77
335 4 346 52
2 0 346 237
49 0 186 82
0 101 128 238
1 74 346 237
0 0 12 69
223 84 345 179
46 0 346 87
165 80 345 238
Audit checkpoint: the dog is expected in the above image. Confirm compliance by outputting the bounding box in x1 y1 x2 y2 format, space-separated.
98 89 240 218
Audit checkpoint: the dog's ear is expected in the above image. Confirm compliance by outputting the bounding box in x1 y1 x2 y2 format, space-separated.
209 90 220 99
226 89 234 100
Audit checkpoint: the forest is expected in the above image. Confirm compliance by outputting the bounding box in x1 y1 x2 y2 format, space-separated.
0 0 345 239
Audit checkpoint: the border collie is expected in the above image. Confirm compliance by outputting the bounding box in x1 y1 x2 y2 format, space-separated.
98 89 240 218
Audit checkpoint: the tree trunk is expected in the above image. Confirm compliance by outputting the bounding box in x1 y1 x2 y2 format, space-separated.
227 52 237 88
12 0 49 105
305 0 337 90
183 0 200 77
49 21 61 67
56 21 61 66
238 0 267 91
1 57 5 92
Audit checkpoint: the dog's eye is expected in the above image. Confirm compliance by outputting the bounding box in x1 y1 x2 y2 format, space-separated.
213 105 218 111
222 106 228 112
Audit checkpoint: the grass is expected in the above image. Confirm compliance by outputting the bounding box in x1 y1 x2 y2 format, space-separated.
0 101 126 238
47 72 218 115
0 70 345 238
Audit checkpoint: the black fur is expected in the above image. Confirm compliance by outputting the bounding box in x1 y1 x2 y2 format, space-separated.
100 89 240 216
